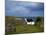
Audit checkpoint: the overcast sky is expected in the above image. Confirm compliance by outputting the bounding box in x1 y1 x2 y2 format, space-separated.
5 0 44 17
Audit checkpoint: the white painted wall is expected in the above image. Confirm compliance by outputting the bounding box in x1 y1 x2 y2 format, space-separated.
27 22 35 25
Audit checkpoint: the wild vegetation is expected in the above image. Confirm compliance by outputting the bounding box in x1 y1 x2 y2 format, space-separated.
5 16 44 35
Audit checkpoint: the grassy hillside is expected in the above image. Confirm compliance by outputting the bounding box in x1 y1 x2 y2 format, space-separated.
5 16 44 35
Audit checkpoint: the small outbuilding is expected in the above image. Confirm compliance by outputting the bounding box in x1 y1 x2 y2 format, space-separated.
25 18 35 25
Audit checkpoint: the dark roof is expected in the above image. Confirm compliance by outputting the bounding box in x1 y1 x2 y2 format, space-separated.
27 18 33 22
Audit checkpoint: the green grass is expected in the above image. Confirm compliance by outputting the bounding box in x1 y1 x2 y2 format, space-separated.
16 24 43 33
5 16 44 35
